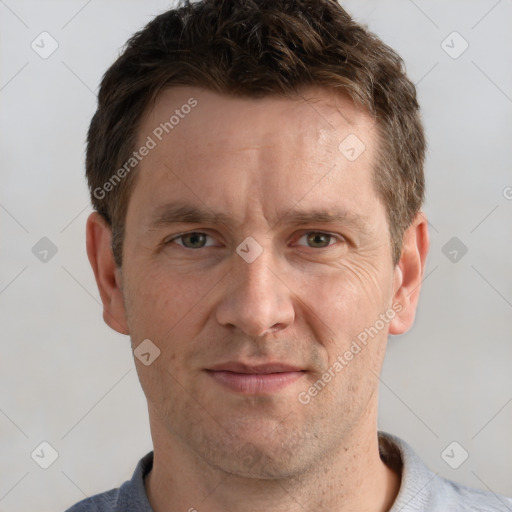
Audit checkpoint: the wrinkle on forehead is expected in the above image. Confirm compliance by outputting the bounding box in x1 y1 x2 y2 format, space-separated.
127 85 382 243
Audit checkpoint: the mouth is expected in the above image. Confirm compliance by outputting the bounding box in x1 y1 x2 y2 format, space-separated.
205 362 306 394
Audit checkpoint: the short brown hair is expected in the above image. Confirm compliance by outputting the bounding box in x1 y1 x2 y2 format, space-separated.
87 0 425 267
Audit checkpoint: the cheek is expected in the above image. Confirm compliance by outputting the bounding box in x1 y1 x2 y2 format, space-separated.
124 263 210 339
123 267 210 414
123 263 225 379
296 257 392 340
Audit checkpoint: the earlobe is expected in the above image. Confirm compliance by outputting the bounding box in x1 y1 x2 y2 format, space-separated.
388 212 430 335
86 212 130 335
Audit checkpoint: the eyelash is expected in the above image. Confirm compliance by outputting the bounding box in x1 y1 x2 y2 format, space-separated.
165 231 344 249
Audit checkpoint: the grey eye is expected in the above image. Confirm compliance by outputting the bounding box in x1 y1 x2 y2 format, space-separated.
178 232 208 248
299 232 335 248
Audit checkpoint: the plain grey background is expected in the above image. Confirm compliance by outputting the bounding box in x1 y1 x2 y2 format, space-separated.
1 1 511 510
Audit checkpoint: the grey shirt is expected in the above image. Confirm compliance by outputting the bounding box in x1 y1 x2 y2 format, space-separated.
65 432 512 511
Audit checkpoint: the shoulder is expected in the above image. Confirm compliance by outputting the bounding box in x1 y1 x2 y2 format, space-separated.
378 432 512 512
63 452 154 512
64 489 119 511
432 476 512 512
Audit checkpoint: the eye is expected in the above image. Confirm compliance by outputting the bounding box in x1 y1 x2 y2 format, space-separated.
168 232 216 249
295 232 341 248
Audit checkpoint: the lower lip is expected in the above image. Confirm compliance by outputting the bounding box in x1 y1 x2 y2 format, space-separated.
206 370 305 394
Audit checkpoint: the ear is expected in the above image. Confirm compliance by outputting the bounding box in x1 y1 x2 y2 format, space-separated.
388 211 430 335
86 212 130 335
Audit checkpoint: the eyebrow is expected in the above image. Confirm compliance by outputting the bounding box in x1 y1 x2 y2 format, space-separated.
146 203 367 232
276 208 367 230
147 204 234 231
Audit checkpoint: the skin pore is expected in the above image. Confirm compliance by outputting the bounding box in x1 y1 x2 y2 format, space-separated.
87 86 429 511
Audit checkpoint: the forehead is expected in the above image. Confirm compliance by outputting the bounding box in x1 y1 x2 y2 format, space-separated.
128 85 380 228
138 85 375 151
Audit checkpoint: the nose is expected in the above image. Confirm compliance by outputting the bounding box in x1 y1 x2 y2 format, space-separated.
215 246 295 337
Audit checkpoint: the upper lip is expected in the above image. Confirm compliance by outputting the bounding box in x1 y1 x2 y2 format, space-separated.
207 362 304 374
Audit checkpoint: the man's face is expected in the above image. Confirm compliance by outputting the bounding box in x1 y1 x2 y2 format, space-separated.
106 86 413 477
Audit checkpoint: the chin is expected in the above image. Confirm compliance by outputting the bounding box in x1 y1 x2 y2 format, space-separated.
215 445 312 480
194 426 319 480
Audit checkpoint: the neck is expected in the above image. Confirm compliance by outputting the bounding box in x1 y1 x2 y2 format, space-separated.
145 413 400 512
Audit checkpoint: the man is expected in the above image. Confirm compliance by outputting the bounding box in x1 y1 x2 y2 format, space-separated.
66 0 512 510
